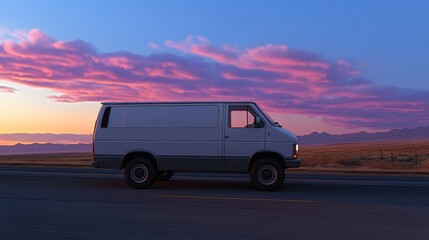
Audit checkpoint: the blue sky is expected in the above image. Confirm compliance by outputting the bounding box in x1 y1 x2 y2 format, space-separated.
0 0 428 143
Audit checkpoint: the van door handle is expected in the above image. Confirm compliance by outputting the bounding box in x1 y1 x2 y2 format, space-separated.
225 136 230 139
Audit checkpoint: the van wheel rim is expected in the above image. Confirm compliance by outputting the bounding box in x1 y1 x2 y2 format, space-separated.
131 163 148 183
257 165 277 185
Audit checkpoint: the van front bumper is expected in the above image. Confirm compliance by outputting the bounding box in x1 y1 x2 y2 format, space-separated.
284 158 301 168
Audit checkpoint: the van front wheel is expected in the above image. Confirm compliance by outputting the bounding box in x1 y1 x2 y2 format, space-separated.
124 158 157 189
250 159 285 191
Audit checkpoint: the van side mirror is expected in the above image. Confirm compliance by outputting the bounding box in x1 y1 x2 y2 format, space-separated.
255 116 264 128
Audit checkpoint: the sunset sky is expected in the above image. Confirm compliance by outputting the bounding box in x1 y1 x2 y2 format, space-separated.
1 0 428 145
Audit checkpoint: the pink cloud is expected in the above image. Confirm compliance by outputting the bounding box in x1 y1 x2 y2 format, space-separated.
166 36 237 63
148 42 159 49
0 85 17 93
247 45 330 69
0 29 428 130
91 56 133 70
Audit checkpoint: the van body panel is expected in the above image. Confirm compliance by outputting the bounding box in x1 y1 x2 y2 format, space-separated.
92 155 121 168
94 103 223 171
92 101 301 173
108 105 220 128
156 156 221 172
222 157 249 172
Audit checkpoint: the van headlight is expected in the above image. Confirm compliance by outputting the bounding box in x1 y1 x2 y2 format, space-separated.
293 144 298 159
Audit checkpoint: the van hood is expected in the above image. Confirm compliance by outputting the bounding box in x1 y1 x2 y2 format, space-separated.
268 126 298 142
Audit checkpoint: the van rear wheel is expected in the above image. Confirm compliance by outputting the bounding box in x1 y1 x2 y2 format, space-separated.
250 158 285 191
124 158 157 189
157 171 174 181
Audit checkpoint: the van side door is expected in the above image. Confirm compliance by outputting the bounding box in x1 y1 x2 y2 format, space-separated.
223 104 265 172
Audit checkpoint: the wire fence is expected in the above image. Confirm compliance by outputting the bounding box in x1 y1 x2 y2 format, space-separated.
300 146 429 169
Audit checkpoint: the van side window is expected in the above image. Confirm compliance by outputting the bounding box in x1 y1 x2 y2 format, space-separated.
229 106 258 128
101 107 111 128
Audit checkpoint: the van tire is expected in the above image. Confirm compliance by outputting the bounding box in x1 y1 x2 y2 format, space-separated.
250 158 285 191
124 158 157 189
157 171 174 181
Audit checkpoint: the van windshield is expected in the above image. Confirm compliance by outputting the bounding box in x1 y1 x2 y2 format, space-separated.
255 104 282 127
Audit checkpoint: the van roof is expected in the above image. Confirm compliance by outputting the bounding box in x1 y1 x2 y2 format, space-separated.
101 101 257 105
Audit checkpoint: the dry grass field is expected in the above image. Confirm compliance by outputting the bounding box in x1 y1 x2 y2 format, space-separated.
0 140 428 170
300 140 429 170
0 152 91 167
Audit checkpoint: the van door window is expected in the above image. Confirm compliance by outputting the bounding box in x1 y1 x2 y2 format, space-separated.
229 106 260 128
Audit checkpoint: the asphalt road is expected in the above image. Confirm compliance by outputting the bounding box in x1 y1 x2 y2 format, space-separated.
0 166 428 240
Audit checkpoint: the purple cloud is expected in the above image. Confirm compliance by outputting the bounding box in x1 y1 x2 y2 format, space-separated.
0 29 428 130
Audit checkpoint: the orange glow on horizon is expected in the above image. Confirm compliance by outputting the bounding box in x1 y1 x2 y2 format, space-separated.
0 82 99 135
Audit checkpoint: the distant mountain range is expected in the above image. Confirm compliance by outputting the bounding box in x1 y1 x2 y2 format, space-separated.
0 126 428 155
299 126 429 145
0 143 91 155
0 133 91 144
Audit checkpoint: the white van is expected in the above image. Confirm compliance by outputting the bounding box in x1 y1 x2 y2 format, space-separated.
91 102 300 191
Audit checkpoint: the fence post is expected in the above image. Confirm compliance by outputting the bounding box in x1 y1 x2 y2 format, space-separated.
391 151 394 166
380 149 383 161
360 150 363 161
415 150 418 165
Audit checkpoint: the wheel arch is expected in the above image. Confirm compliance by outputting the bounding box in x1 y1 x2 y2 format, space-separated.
248 151 285 172
121 151 157 169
